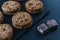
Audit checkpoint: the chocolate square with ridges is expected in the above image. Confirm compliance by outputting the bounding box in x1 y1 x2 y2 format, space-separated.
37 23 49 34
47 19 58 30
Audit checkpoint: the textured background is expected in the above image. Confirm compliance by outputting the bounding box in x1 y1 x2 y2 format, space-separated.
0 0 60 40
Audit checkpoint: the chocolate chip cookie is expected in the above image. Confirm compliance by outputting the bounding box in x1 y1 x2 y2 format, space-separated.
0 11 4 23
2 1 21 15
12 12 33 29
25 1 43 14
0 24 13 40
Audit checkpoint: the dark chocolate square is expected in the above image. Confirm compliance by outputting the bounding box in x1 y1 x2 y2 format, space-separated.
47 19 58 29
37 23 49 34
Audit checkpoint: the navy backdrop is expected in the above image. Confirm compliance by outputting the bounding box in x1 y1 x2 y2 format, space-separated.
0 0 60 40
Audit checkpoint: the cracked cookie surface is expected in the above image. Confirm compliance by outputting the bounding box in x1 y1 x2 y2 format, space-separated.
12 12 33 29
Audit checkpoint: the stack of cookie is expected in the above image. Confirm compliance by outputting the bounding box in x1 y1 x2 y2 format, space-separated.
0 0 44 40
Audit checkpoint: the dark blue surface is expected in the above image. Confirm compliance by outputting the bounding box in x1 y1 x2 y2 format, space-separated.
0 0 60 40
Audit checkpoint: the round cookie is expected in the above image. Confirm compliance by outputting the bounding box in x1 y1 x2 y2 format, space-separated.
25 1 43 14
12 12 32 29
0 24 13 40
2 1 21 15
0 11 4 23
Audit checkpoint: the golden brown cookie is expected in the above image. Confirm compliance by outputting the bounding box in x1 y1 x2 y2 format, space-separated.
12 12 33 29
25 1 43 14
0 11 4 23
2 1 21 15
0 24 13 40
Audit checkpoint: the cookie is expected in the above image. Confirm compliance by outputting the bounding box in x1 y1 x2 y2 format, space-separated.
0 24 13 40
0 11 4 23
12 12 32 29
2 1 21 15
9 0 23 2
25 1 43 14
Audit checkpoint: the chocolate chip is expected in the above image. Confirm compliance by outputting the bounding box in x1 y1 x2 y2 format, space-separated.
29 3 33 6
3 28 6 31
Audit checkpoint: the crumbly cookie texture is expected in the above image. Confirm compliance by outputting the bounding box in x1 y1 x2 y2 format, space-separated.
0 11 4 23
12 12 32 29
9 0 23 2
25 1 43 14
2 1 21 15
0 24 13 40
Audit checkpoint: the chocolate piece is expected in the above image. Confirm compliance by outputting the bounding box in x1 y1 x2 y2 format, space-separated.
37 23 49 34
47 19 58 30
